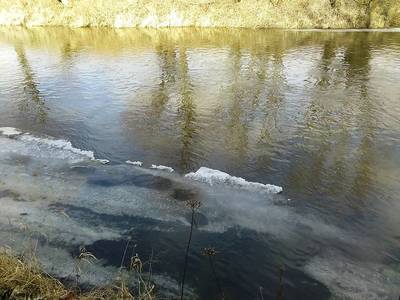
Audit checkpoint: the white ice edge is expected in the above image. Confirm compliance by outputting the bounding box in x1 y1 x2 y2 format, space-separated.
185 167 283 194
126 160 143 166
96 159 110 164
0 127 23 137
150 164 174 172
0 127 110 163
19 134 96 160
1 128 281 194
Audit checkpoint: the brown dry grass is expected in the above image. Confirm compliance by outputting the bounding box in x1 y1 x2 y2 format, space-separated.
0 248 66 299
0 0 399 29
0 247 155 300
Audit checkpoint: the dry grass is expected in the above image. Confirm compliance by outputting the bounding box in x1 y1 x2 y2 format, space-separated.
0 247 155 300
0 248 66 299
0 0 399 29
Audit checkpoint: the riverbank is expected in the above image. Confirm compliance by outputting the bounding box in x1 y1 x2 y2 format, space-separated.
0 249 155 299
0 0 399 29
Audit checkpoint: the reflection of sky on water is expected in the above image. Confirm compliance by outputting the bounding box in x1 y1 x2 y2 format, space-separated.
0 28 400 299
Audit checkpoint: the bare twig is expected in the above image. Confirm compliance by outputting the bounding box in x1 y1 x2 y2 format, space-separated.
180 198 201 300
276 266 284 300
202 247 225 300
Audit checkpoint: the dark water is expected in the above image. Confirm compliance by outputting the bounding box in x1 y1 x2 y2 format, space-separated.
0 27 400 299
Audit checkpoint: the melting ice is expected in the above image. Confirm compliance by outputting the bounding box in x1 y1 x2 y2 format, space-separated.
0 128 399 299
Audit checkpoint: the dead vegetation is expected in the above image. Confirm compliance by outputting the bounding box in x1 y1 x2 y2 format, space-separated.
0 247 156 300
0 0 399 29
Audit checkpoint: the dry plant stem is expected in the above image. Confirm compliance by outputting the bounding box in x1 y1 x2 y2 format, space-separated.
0 248 155 299
276 267 284 300
121 240 131 269
180 199 201 300
202 247 225 300
208 256 225 300
148 248 154 285
180 206 195 300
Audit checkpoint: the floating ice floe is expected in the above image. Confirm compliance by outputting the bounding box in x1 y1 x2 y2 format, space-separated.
20 134 96 160
126 160 143 166
0 127 22 137
1 127 394 299
185 167 283 194
1 128 111 164
150 164 174 172
96 159 110 164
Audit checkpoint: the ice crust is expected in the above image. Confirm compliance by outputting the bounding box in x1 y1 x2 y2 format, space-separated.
185 167 283 194
0 127 397 299
0 127 22 137
126 160 143 166
150 164 174 172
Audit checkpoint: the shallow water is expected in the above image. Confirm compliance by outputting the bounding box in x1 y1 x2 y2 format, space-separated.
0 27 400 299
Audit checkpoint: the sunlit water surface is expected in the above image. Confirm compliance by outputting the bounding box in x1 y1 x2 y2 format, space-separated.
0 27 400 299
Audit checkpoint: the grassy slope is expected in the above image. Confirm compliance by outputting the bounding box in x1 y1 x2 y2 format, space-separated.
0 0 399 29
0 249 154 299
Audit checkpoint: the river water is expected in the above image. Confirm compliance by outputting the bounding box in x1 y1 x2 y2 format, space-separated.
0 27 400 299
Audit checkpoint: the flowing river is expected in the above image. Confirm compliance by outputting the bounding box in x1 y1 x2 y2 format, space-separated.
0 27 400 299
